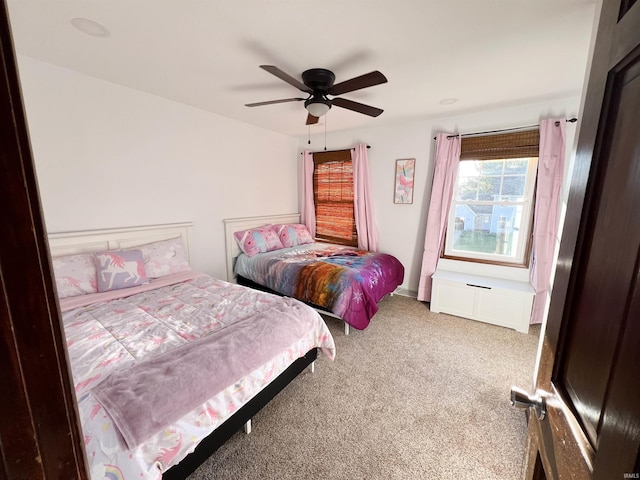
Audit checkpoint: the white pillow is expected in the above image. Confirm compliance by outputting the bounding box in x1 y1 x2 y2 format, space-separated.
131 237 191 279
52 253 98 298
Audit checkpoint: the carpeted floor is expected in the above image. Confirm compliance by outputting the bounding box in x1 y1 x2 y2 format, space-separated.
187 294 540 480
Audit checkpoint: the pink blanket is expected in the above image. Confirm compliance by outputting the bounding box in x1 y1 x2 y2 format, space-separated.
92 294 326 450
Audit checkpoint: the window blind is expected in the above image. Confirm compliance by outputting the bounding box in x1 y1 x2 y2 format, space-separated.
460 129 540 160
313 150 357 246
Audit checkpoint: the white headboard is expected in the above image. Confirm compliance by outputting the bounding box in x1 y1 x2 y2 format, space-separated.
48 222 194 262
223 213 300 282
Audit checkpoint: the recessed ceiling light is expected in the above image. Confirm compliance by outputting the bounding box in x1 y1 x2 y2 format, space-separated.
439 98 458 105
71 18 110 38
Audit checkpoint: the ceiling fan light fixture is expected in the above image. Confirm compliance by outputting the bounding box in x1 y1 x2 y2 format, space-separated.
305 97 331 117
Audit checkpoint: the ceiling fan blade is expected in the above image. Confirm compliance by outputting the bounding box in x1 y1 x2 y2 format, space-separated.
332 97 384 117
328 71 387 96
260 65 313 93
245 98 305 107
306 113 319 125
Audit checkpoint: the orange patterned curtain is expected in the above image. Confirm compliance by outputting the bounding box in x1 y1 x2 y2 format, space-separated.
313 150 357 246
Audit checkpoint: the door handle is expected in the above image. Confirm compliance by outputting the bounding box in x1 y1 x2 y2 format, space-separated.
510 386 547 420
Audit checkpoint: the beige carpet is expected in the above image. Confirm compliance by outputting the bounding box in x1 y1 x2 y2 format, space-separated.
188 294 540 480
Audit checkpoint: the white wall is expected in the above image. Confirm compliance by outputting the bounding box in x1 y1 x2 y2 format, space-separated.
18 54 581 292
298 98 581 295
18 56 299 279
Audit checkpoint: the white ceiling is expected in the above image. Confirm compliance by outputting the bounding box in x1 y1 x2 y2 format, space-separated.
7 0 598 137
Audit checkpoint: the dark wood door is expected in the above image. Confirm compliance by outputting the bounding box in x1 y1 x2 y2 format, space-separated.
521 0 640 478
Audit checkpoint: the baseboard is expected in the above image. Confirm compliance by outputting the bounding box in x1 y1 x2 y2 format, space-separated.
393 287 418 298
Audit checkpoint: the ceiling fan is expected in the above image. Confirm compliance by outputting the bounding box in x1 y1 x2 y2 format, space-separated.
245 65 388 125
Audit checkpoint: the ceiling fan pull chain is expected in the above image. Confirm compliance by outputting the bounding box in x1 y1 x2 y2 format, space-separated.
308 124 311 145
324 114 327 151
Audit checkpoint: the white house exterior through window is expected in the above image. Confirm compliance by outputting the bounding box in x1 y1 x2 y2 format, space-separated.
443 129 539 266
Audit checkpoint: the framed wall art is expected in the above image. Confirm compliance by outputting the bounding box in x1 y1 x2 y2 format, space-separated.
394 158 415 204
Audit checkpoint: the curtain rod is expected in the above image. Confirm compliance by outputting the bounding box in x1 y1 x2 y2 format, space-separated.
300 145 371 155
432 117 578 140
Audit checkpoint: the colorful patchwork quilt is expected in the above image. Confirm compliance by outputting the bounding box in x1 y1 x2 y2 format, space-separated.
234 243 405 330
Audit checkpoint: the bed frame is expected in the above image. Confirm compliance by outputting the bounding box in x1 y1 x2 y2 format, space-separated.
223 214 352 335
47 222 319 479
48 222 195 259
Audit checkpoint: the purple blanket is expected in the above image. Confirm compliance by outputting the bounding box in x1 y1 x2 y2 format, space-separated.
92 295 327 449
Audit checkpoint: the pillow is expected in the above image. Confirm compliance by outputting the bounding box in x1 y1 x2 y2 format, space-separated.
234 225 285 257
273 223 314 248
132 237 191 279
52 253 98 299
94 250 148 292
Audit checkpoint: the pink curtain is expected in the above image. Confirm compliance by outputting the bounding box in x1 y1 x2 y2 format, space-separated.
529 119 566 324
300 150 316 238
352 144 379 251
417 133 461 302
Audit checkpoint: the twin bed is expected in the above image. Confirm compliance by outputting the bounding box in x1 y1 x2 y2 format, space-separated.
223 213 404 335
52 215 403 479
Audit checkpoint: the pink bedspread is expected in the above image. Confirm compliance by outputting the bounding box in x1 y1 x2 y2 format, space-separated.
58 270 200 312
93 293 328 449
62 273 335 479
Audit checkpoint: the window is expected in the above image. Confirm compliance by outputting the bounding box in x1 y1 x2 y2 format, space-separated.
313 150 357 246
443 129 539 266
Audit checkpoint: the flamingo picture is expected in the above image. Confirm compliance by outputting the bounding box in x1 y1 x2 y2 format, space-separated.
394 158 416 204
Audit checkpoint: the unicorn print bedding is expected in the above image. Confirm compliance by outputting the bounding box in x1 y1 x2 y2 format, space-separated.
60 272 335 479
234 242 405 330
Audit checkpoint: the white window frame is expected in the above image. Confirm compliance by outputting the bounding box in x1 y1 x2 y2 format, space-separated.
443 156 538 266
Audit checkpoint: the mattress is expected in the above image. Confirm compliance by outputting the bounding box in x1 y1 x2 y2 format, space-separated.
61 272 335 479
234 242 404 330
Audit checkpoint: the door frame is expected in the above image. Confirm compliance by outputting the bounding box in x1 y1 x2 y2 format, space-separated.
0 1 89 478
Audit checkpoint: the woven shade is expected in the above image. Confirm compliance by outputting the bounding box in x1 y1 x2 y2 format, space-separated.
313 149 357 246
315 204 356 244
460 129 540 160
313 149 352 164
